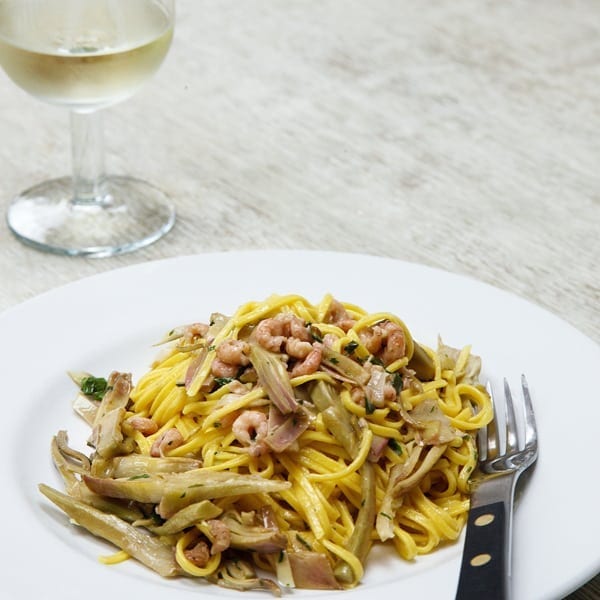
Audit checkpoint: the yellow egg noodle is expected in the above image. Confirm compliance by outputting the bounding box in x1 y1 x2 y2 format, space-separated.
40 293 493 594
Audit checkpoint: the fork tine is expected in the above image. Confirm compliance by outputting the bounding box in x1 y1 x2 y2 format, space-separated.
485 381 500 460
503 378 520 453
477 382 491 460
521 374 538 451
476 422 488 462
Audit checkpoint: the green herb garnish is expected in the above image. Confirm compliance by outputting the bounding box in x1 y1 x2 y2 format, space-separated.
308 324 323 343
214 377 234 389
80 376 108 401
295 534 312 550
388 439 403 455
344 341 359 355
392 372 403 394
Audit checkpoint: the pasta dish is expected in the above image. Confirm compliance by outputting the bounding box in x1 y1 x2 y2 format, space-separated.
39 293 493 593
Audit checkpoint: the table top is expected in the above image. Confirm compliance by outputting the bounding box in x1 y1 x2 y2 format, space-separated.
1 1 598 598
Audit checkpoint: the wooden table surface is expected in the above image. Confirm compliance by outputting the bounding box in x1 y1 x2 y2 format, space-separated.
1 1 598 598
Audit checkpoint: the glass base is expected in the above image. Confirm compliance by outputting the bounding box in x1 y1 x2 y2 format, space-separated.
6 176 175 257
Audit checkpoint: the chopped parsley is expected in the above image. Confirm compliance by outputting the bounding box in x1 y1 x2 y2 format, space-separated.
392 372 403 394
128 473 150 480
214 377 234 389
80 376 109 401
295 534 312 550
388 439 403 455
343 341 359 355
308 324 323 343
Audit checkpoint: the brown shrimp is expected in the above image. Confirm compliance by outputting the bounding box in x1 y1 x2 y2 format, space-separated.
150 428 184 457
290 344 323 377
232 410 269 456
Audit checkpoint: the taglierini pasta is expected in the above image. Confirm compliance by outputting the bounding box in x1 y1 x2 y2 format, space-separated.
40 293 493 594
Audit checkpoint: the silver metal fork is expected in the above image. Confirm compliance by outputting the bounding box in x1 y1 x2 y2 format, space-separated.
455 375 538 600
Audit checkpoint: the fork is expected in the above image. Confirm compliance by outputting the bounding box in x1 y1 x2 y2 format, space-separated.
455 375 539 600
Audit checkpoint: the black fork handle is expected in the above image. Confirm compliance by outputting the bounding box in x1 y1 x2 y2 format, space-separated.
455 475 516 600
455 501 509 599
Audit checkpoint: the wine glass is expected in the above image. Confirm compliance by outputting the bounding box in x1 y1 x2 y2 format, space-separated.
0 0 175 257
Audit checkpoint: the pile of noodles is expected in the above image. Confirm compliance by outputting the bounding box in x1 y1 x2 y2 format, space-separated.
41 293 492 594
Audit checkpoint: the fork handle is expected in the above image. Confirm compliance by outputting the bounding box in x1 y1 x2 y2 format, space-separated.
455 501 508 599
455 472 521 600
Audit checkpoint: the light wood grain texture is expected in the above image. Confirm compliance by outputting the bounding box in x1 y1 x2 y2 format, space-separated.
0 1 598 597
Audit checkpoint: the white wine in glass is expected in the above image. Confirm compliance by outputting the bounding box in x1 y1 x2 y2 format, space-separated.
0 0 176 257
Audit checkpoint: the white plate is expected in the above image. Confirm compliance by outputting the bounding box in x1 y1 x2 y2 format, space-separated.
2 250 598 600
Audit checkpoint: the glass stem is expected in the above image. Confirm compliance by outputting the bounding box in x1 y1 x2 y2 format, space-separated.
70 110 108 205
